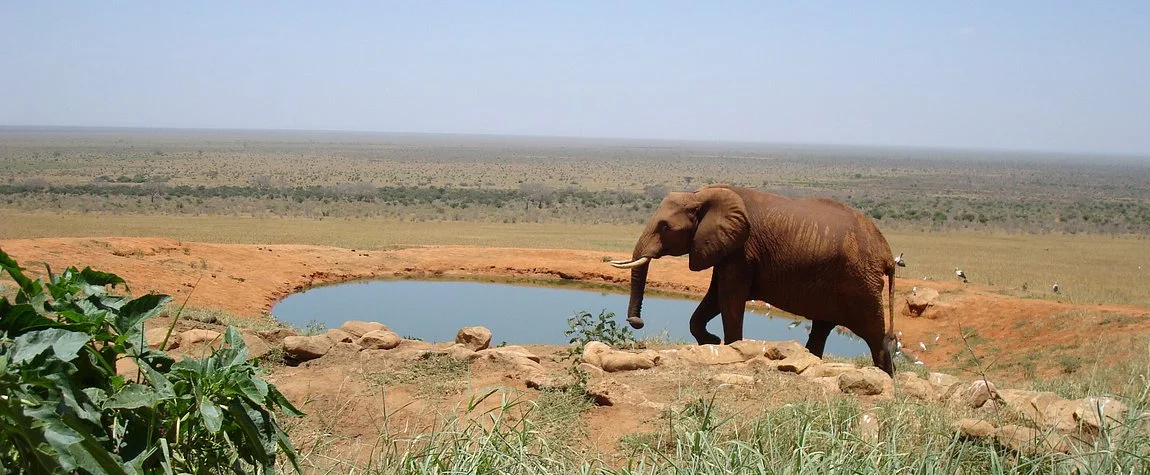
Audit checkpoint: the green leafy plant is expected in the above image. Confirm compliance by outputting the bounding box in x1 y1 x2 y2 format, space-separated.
0 248 301 474
563 309 636 360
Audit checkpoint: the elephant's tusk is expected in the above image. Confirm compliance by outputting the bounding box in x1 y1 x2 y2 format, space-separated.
610 257 650 269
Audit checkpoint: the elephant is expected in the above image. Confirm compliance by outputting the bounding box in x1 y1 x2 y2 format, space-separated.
610 184 898 375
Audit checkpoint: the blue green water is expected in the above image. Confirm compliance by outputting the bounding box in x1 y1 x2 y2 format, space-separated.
271 280 869 356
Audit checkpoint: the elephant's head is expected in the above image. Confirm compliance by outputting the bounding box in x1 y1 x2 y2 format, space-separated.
611 186 749 329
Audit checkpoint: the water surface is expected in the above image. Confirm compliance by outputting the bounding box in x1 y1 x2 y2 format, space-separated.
272 280 869 356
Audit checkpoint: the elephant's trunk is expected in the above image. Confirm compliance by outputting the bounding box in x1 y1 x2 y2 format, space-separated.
626 263 649 329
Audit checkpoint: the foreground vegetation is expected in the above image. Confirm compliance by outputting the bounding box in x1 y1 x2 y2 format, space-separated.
0 249 300 473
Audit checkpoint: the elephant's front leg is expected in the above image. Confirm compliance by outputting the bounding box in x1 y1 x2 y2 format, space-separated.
716 265 752 344
689 280 721 345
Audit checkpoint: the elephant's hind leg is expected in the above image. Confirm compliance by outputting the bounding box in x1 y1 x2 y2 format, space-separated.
805 320 835 358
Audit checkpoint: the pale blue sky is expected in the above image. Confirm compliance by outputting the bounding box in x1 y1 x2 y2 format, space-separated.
2 2 1148 155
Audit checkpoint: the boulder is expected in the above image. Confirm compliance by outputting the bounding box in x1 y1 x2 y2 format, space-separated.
838 367 892 396
953 418 997 439
809 376 841 395
145 327 179 350
928 372 964 398
455 326 493 351
578 363 605 377
586 379 650 407
473 346 543 371
580 341 611 367
996 425 1071 455
257 327 298 342
895 372 937 401
358 330 402 350
1073 397 1128 435
951 380 997 408
996 390 1061 426
598 351 659 373
764 340 807 360
728 339 773 360
325 329 357 343
283 334 334 363
241 332 272 359
526 371 577 391
340 321 390 338
439 343 477 361
180 329 222 346
776 352 822 374
904 287 940 317
678 344 746 365
802 362 858 379
710 373 755 386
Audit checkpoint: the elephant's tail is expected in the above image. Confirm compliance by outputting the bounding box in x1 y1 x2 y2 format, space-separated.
885 265 896 343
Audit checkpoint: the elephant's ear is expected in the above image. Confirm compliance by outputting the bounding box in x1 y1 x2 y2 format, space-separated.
689 186 749 271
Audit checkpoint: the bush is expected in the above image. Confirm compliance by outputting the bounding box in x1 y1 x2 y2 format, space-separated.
563 309 636 359
0 248 301 474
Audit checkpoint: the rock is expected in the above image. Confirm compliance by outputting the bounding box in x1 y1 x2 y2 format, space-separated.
904 287 940 317
580 341 611 367
455 326 493 351
810 376 841 395
241 332 271 359
180 329 222 346
473 346 543 371
710 373 755 386
1073 397 1128 435
586 379 650 407
526 371 576 391
838 367 892 396
776 352 822 374
951 380 997 408
996 425 1070 455
257 327 297 342
896 372 937 401
1041 399 1082 433
325 329 357 343
953 418 997 438
678 344 746 365
577 363 605 377
283 334 334 363
340 321 390 338
802 362 857 379
145 327 180 350
996 390 1061 426
728 339 772 360
440 343 476 361
928 372 963 398
746 356 779 373
597 350 659 373
358 330 402 350
764 340 807 360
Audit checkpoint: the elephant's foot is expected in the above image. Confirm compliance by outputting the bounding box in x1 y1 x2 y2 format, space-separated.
694 333 721 345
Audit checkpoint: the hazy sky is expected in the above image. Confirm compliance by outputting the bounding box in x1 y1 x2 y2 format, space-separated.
2 2 1148 155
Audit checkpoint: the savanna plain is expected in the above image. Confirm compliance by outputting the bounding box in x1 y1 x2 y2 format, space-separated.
1 127 1149 474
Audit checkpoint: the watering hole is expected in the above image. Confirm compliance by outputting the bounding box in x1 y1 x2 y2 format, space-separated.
271 280 870 357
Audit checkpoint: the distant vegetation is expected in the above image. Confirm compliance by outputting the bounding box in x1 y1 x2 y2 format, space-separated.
2 128 1149 233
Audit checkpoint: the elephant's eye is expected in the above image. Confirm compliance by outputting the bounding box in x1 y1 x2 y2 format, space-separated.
656 221 668 232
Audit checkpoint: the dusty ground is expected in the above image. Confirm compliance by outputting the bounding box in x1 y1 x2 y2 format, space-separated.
3 237 1149 470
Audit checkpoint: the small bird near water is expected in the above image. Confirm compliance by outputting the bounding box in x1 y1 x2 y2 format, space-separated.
894 253 906 267
955 268 968 283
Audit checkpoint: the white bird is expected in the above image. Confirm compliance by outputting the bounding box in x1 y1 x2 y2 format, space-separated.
913 358 925 365
787 320 801 329
897 330 903 338
933 333 941 344
1052 283 1060 293
919 341 928 352
955 267 968 283
894 253 906 267
912 286 918 295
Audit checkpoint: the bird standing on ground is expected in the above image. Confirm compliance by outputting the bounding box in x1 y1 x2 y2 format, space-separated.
895 253 906 267
919 341 928 352
1052 283 1060 293
955 267 968 283
912 286 918 295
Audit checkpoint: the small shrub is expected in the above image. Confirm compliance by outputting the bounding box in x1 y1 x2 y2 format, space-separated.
563 309 636 359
